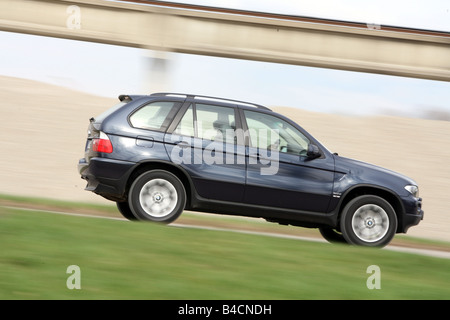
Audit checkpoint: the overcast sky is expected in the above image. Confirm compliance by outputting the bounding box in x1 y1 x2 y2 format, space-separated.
0 0 449 117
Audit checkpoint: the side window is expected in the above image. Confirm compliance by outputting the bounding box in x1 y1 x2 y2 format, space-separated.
243 110 310 156
174 105 194 137
130 101 176 131
196 104 236 143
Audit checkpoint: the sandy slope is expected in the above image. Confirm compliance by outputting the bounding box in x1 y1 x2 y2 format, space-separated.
0 76 448 241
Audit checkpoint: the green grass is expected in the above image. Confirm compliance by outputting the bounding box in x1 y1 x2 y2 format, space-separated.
1 192 450 250
0 207 449 300
0 193 117 214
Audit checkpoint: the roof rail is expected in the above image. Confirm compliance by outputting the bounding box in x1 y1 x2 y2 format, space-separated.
150 92 188 99
150 92 271 111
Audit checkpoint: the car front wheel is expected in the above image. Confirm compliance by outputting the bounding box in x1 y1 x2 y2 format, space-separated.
340 195 397 247
128 170 186 223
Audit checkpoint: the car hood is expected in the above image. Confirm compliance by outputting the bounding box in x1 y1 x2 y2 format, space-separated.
333 155 417 193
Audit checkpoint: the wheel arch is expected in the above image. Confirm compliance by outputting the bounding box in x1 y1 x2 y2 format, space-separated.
125 160 194 209
337 185 405 233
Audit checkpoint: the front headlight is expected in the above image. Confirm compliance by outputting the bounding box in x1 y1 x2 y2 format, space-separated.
405 185 419 197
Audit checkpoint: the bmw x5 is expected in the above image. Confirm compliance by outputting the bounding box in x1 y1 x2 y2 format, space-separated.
78 93 423 247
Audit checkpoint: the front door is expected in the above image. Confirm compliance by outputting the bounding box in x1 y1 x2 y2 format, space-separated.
242 110 334 213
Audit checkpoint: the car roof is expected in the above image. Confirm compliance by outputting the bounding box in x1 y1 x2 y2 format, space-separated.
147 92 272 111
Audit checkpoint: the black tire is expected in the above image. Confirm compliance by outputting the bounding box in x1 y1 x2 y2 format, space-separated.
128 170 186 223
319 227 347 244
116 201 138 221
340 195 397 247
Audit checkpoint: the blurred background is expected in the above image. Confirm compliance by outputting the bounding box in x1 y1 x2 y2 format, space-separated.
0 0 449 242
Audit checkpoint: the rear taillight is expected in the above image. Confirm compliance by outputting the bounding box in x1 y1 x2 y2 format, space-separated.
92 131 113 153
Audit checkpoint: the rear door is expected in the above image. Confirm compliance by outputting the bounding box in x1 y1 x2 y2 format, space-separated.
165 102 246 202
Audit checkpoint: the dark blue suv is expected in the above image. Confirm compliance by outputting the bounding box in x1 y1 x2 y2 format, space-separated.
78 93 423 247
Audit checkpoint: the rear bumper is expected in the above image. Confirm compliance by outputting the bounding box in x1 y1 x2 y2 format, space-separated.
78 157 135 201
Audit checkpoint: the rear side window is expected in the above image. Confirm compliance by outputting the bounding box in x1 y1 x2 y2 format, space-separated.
196 104 236 142
130 101 177 131
174 105 195 137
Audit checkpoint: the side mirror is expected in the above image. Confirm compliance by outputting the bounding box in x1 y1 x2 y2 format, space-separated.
307 144 321 159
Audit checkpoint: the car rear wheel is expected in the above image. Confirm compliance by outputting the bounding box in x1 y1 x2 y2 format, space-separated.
128 170 186 223
340 195 397 247
319 227 347 244
116 201 138 221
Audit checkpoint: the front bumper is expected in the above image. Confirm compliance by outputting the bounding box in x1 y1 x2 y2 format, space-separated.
78 157 135 201
400 196 424 233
